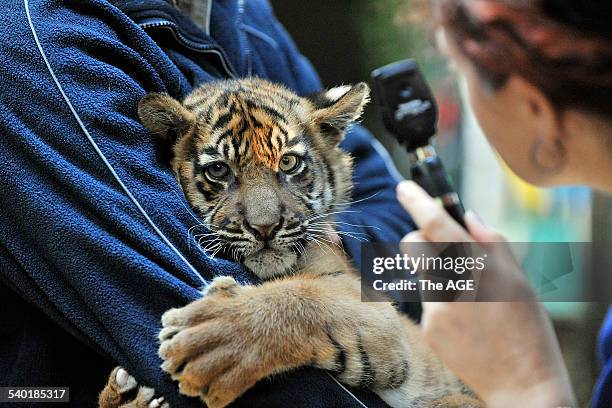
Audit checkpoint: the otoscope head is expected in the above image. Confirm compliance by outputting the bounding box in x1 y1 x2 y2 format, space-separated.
372 59 438 152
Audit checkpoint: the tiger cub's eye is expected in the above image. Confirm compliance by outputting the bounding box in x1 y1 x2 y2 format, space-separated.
205 163 230 180
279 154 302 174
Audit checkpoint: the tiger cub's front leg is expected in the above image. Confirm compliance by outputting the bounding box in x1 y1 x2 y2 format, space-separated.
159 274 478 408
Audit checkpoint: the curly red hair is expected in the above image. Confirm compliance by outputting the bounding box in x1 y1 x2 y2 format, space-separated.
439 0 612 117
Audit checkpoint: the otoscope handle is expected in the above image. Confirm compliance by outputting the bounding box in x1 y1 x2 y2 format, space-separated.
410 156 467 229
444 200 467 229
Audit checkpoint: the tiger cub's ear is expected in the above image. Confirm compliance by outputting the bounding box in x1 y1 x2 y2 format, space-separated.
310 83 370 146
138 93 195 142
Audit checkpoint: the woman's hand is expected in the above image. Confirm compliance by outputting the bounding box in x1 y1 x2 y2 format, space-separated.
396 180 576 408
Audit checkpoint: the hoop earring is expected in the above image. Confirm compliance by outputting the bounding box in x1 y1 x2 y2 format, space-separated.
528 138 566 175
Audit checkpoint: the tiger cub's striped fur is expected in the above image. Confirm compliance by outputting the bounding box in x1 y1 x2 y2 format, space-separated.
150 78 356 278
99 78 480 408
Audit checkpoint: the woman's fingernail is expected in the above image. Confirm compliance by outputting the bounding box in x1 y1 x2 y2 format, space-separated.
465 210 485 226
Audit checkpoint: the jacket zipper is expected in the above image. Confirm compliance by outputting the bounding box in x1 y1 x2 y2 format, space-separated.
139 20 237 79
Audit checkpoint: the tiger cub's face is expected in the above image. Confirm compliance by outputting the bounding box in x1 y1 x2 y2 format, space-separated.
138 78 369 278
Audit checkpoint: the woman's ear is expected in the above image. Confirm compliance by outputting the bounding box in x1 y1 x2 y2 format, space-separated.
505 76 563 144
137 93 196 142
310 83 370 145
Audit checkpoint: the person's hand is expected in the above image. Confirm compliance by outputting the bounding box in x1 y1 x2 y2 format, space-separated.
396 180 576 408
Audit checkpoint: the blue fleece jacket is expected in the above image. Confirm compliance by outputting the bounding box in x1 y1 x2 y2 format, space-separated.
593 309 612 408
0 0 415 407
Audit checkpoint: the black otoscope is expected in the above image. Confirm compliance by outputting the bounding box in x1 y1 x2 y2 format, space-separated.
372 59 466 229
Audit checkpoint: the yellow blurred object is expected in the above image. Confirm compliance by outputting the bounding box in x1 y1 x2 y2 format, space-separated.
501 159 552 215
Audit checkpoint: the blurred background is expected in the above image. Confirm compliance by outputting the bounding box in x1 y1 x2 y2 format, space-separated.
270 0 611 405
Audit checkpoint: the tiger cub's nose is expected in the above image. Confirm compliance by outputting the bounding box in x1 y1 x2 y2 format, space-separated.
249 221 280 241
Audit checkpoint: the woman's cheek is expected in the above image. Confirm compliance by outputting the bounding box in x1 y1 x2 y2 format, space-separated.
465 77 541 184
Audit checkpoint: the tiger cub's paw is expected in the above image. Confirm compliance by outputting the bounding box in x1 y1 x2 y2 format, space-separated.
159 276 276 408
158 276 239 342
98 366 169 408
201 276 239 296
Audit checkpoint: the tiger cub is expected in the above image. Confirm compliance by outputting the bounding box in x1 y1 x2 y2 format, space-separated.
99 78 481 408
